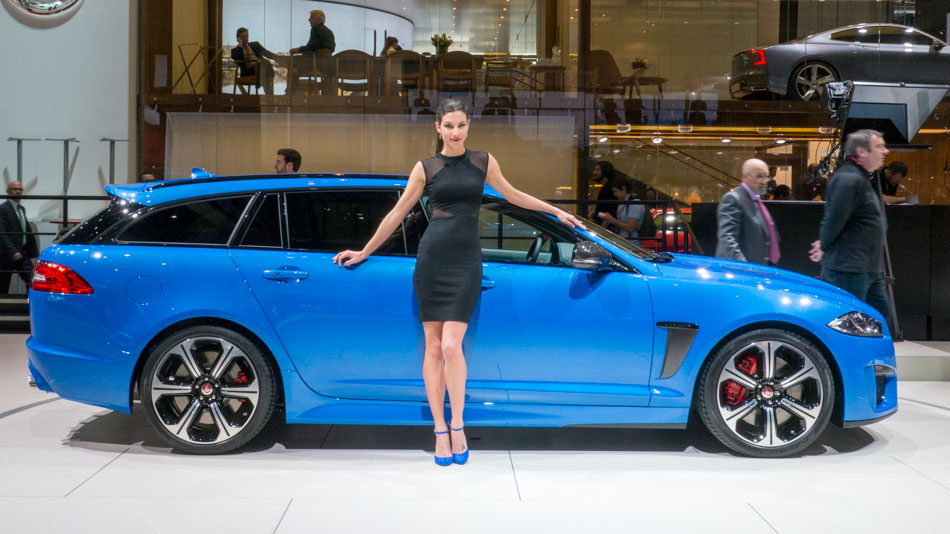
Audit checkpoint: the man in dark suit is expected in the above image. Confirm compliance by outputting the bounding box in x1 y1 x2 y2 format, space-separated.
715 159 781 266
231 27 279 95
288 10 336 93
0 181 39 293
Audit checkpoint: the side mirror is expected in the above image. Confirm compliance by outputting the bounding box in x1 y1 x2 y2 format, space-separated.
572 241 612 271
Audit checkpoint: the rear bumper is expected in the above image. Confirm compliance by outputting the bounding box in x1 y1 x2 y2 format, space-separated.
730 71 772 98
26 336 133 413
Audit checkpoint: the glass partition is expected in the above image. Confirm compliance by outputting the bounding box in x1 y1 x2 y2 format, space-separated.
141 0 950 207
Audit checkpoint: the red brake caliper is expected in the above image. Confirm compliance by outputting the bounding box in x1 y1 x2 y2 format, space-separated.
737 354 758 376
723 354 758 406
722 381 747 406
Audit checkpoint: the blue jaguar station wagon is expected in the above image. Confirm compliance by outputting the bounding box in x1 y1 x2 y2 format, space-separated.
27 173 897 457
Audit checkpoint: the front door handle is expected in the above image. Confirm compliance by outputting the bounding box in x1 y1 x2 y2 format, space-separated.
262 267 309 282
481 278 496 290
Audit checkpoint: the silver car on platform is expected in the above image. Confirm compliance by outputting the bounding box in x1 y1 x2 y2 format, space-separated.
730 23 950 100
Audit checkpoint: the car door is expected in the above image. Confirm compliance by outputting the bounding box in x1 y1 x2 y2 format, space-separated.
876 26 943 84
229 189 506 404
229 189 426 403
467 199 654 406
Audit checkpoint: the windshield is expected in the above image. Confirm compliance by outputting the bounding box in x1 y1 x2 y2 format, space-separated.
580 217 658 260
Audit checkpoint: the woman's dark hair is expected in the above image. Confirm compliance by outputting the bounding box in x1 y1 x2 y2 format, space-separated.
384 36 400 50
594 160 616 183
612 176 633 192
435 98 469 154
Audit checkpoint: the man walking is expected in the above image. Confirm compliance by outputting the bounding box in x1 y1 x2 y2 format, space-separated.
715 158 781 265
809 129 891 324
0 181 39 293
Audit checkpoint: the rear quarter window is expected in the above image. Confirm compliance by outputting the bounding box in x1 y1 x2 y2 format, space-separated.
116 196 253 245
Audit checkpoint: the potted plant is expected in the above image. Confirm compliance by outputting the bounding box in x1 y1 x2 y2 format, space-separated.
631 57 649 78
431 33 454 55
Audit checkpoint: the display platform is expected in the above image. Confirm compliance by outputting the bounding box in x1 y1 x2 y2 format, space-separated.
2 334 950 532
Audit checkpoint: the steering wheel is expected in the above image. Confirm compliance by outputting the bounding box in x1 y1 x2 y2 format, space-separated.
526 236 544 263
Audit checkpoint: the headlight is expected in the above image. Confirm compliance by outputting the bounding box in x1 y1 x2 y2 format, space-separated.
827 311 883 337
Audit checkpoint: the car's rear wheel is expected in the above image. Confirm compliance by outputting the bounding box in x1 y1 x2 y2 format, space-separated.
140 326 277 454
788 62 838 101
697 329 834 457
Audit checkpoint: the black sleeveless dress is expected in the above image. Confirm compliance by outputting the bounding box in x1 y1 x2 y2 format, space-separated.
413 150 489 323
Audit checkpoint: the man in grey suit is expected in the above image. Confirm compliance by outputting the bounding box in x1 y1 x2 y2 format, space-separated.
715 158 781 265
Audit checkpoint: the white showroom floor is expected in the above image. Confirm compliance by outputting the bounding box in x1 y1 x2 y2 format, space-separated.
3 334 950 533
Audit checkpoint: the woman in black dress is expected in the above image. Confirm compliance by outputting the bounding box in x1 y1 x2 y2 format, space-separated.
333 99 584 465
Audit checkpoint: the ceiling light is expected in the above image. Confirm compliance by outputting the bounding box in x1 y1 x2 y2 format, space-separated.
721 138 732 143
677 125 693 133
652 136 663 144
775 138 787 145
616 123 632 133
598 136 608 143
756 127 772 134
612 148 621 153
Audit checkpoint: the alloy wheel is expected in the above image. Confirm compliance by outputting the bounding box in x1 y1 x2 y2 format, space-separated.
793 64 836 100
698 329 834 457
142 328 275 453
716 340 824 449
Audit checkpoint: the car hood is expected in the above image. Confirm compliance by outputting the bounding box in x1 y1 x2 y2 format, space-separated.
654 253 867 308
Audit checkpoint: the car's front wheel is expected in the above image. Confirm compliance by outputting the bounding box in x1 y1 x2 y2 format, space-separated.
788 62 838 101
697 329 834 457
140 326 277 454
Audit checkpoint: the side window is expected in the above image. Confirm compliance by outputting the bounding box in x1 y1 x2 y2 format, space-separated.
117 195 252 245
878 27 931 46
285 190 405 254
241 194 282 248
830 29 861 43
478 199 578 266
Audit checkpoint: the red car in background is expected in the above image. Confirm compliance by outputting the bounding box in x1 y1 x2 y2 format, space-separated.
639 207 692 253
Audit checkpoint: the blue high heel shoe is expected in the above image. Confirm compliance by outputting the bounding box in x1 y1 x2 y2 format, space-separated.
451 426 469 465
434 429 453 466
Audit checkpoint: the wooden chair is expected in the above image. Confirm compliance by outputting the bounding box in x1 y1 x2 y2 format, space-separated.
484 58 514 97
589 49 629 96
333 50 373 96
384 50 427 97
232 58 260 95
437 51 478 94
289 49 333 95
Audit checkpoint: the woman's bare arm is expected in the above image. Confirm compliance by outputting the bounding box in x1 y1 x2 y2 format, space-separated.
484 154 586 229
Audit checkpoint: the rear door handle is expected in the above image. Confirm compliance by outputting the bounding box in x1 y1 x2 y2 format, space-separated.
481 278 496 290
262 267 309 282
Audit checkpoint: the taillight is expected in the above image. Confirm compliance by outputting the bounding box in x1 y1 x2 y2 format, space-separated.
743 49 767 66
31 261 94 295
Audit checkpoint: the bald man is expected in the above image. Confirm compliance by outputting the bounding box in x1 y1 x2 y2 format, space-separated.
715 159 781 265
0 181 39 292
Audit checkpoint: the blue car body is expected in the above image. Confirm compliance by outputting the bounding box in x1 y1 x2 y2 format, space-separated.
27 175 897 454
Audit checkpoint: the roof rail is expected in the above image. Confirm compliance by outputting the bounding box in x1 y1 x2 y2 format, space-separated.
145 173 409 191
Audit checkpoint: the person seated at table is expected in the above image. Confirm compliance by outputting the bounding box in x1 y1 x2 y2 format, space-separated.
382 36 402 56
288 10 335 92
231 27 279 95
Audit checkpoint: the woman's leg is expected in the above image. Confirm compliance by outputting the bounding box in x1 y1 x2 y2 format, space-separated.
422 321 450 458
442 320 469 454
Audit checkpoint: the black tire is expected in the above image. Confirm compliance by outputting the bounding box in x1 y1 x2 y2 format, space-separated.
139 326 277 454
786 62 838 101
696 329 834 457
